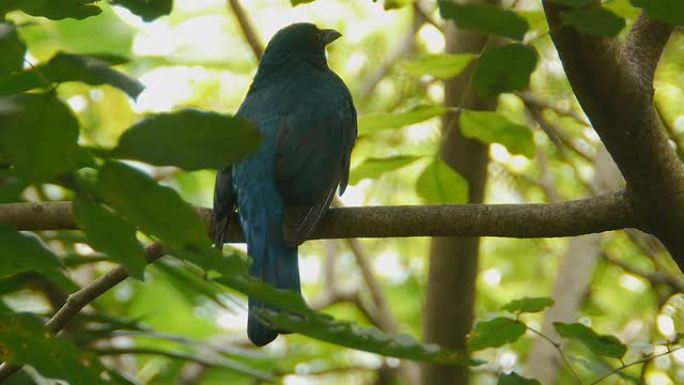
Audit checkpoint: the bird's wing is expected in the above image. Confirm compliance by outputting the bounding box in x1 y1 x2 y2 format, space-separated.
274 97 356 247
212 167 235 249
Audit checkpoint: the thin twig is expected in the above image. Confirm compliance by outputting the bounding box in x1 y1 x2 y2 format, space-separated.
603 252 684 293
0 243 166 382
360 8 424 99
589 346 684 385
526 325 582 385
226 0 263 60
92 347 272 381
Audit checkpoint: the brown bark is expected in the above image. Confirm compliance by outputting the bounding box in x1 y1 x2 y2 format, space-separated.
541 5 684 268
0 193 634 239
421 13 493 385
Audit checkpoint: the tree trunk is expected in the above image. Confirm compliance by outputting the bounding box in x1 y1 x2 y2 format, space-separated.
421 10 494 385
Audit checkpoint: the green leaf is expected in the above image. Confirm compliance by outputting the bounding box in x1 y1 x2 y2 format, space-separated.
553 322 627 358
96 161 210 251
561 8 626 37
358 105 449 136
498 372 541 385
473 44 538 98
0 52 143 98
215 271 481 365
113 110 261 171
291 0 315 5
549 0 596 7
350 155 423 185
0 224 61 277
468 317 526 351
631 0 684 26
438 1 529 40
0 0 102 20
501 297 555 314
111 0 172 21
73 195 147 279
384 0 415 10
460 110 534 157
217 275 312 316
0 313 109 384
416 158 469 204
267 310 478 365
402 54 476 80
0 93 81 183
0 23 26 78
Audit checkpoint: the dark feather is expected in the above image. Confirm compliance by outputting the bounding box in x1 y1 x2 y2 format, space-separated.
212 167 235 249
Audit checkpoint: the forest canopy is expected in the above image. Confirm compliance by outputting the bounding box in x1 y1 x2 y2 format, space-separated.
1 1 684 385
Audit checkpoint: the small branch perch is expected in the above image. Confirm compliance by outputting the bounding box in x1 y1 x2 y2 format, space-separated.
0 191 635 240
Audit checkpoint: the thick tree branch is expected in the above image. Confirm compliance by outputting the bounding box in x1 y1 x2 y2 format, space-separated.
0 192 634 239
0 243 166 382
541 4 684 266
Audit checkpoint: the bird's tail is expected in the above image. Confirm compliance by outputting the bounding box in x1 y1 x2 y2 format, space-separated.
246 220 300 346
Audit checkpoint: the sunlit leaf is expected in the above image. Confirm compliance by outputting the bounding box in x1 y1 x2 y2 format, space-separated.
0 52 143 98
384 0 415 10
0 224 61 277
498 372 541 385
96 161 210 250
0 313 108 384
402 54 476 79
0 0 102 20
468 317 526 351
631 0 684 26
561 7 626 37
416 158 469 204
73 195 147 279
0 23 26 78
113 110 261 171
553 322 627 358
350 155 423 185
473 44 538 98
359 105 449 136
501 297 554 314
516 11 549 34
267 310 478 365
111 0 172 21
215 273 480 365
438 1 529 40
549 0 595 6
0 93 81 182
460 110 534 157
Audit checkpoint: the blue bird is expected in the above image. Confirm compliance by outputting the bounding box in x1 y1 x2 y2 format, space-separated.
212 23 357 346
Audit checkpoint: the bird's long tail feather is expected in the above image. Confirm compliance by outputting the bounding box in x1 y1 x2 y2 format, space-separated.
246 220 300 346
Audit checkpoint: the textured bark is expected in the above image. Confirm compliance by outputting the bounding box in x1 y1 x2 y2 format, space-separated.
0 194 634 239
421 13 493 385
527 148 621 384
542 5 684 268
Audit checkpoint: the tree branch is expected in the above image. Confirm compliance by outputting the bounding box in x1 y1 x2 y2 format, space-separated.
0 243 166 382
541 3 684 267
226 0 263 60
0 191 635 239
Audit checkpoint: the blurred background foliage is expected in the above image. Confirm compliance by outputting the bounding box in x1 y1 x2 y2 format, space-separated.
1 0 684 384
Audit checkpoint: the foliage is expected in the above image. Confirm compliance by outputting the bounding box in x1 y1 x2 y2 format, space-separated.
0 0 683 384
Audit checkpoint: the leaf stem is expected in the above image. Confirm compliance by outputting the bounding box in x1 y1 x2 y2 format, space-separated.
526 325 582 385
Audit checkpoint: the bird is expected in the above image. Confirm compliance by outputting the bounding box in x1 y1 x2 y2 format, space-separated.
212 23 357 346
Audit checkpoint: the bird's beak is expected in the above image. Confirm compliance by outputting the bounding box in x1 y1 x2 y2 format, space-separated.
320 29 342 45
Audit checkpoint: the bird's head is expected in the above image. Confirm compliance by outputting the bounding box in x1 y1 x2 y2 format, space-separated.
260 23 341 69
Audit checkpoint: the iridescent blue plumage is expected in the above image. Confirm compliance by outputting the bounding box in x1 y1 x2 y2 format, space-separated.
213 23 356 346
